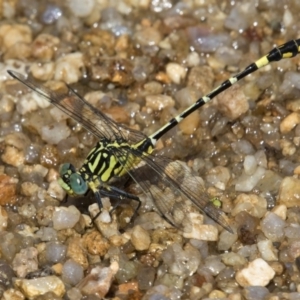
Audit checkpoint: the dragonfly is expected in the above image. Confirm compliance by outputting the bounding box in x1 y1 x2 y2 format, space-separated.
8 38 300 234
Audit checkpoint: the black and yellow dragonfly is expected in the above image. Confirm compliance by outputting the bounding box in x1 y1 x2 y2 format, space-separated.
8 39 300 234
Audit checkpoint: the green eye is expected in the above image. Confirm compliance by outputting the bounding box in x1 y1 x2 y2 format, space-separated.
59 163 73 176
69 173 88 195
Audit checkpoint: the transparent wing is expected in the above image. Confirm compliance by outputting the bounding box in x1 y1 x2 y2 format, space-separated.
112 146 232 233
8 70 148 144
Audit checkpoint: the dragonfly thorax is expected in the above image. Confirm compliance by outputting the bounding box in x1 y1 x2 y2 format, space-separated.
58 163 88 196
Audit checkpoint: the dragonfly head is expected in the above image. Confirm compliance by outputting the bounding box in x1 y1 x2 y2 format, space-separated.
58 163 88 196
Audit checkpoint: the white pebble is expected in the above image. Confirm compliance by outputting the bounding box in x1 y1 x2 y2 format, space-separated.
186 52 200 67
67 0 95 17
54 52 84 84
41 121 71 144
80 262 119 297
53 206 81 230
243 155 257 175
166 63 187 84
47 180 65 201
235 258 275 287
182 212 218 241
235 166 266 192
98 210 112 223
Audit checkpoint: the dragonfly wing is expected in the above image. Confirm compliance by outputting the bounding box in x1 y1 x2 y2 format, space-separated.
112 146 232 232
8 70 147 144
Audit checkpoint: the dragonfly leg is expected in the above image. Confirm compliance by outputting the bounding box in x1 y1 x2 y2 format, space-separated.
91 186 141 223
108 185 141 218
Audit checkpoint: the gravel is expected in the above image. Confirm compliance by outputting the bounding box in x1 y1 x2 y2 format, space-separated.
1 0 300 299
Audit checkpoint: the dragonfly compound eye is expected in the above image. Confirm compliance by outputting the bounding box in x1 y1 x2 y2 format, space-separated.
59 163 76 176
69 173 88 195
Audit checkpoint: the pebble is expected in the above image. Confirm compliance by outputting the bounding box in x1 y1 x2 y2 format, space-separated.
14 276 65 298
182 213 219 241
221 252 247 267
36 206 55 227
0 206 8 232
82 230 110 256
134 212 170 231
62 259 84 286
235 258 275 287
243 155 257 175
131 225 151 251
20 182 39 197
31 33 60 61
66 237 89 270
166 62 187 84
89 203 120 238
0 174 17 205
134 27 162 46
235 166 266 192
53 206 81 230
218 230 238 251
41 121 71 144
36 227 57 242
69 0 95 17
257 240 278 261
45 242 67 264
284 224 300 240
243 286 270 300
1 288 25 300
216 84 249 120
186 52 200 67
18 203 37 219
54 52 84 84
187 66 214 94
206 166 231 190
271 204 287 220
78 262 119 297
0 259 15 289
143 284 182 300
145 94 174 111
209 289 227 299
1 145 25 167
280 112 300 133
30 62 55 81
161 243 201 277
0 24 32 50
232 194 267 219
47 180 65 201
178 110 201 135
261 212 286 242
117 281 139 295
12 247 38 277
279 139 296 156
278 176 300 208
287 240 300 260
137 266 156 290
